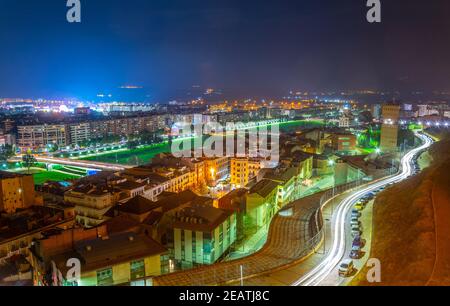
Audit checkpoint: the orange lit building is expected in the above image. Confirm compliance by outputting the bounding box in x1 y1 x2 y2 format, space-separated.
0 171 36 214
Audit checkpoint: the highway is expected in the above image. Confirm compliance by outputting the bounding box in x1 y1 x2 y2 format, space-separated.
292 132 434 286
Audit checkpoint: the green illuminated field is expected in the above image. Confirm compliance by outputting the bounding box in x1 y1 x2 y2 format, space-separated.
11 168 80 185
81 142 171 166
32 171 79 185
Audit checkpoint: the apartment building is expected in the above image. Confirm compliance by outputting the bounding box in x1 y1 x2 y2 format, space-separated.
90 115 167 139
331 133 357 153
68 122 91 145
0 171 36 214
339 116 351 128
246 179 279 228
204 157 230 187
17 115 168 150
151 153 207 189
263 167 299 208
230 158 262 188
17 124 68 150
30 227 166 286
122 165 198 201
171 204 236 268
64 184 122 228
0 205 76 263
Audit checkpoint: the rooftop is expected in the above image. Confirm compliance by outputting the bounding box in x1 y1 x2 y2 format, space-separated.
118 196 162 215
154 190 211 213
0 171 31 180
264 167 297 183
116 180 146 191
103 214 141 234
173 204 232 232
73 232 166 272
249 179 279 198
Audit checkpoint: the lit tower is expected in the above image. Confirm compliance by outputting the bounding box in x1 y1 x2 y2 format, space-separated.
380 103 401 152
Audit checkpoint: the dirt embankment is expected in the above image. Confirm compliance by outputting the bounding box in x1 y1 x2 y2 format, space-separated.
352 137 450 286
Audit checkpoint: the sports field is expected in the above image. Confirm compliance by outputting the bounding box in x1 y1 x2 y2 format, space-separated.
32 171 80 185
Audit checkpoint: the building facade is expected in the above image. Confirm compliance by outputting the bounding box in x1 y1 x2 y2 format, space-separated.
0 171 36 214
69 123 91 145
331 133 357 153
172 205 236 268
380 103 401 152
17 124 68 151
230 158 261 188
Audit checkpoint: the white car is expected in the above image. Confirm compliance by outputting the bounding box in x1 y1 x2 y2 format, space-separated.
351 226 363 237
350 220 362 227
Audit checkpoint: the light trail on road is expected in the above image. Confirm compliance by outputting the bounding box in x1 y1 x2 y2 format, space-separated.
292 132 433 286
9 156 128 171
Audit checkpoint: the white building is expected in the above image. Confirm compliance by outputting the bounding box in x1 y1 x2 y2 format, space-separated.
339 116 351 128
69 123 91 145
17 124 68 151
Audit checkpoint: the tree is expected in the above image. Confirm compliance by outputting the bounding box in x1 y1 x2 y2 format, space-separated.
127 140 139 150
22 153 38 174
0 144 14 162
48 143 59 153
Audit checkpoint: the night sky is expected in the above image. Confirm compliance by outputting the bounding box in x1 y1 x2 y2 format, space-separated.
1 0 450 101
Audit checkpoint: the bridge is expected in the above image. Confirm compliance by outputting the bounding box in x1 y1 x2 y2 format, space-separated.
8 156 130 172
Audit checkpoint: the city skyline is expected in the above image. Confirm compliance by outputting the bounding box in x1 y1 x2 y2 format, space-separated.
1 0 450 101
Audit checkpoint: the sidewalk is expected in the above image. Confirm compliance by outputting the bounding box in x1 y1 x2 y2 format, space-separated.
224 227 268 261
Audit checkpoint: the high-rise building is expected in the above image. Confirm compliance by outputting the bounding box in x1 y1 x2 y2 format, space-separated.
69 123 91 145
380 103 401 152
372 104 382 120
417 105 427 117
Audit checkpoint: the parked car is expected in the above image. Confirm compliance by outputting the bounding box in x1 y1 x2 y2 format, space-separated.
350 246 362 259
353 236 363 248
352 211 362 218
351 226 362 237
355 203 365 211
339 259 355 277
350 220 362 227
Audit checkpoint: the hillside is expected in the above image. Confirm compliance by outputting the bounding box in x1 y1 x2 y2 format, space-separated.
352 135 450 286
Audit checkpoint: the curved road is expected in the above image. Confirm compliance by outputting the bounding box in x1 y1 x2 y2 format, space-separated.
293 132 434 286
